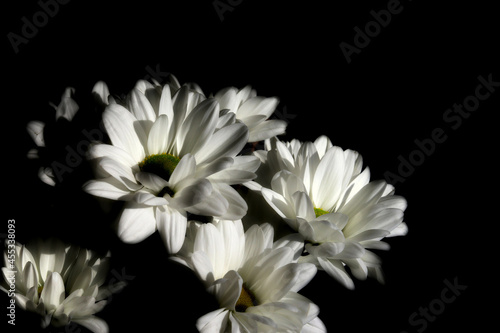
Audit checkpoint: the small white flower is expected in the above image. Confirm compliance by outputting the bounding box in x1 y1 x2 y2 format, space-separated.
84 80 260 253
213 85 287 142
1 239 113 333
174 219 324 332
249 136 408 289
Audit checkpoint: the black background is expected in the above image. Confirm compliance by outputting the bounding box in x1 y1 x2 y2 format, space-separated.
2 0 498 332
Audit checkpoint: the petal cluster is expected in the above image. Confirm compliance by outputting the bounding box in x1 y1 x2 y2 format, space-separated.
250 136 408 289
1 240 113 332
84 78 261 253
23 72 410 332
174 219 324 332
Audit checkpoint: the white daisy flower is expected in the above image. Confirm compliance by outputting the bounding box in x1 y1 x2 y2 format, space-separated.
26 87 80 186
174 219 324 332
213 85 287 142
249 136 408 289
1 239 114 333
83 81 260 253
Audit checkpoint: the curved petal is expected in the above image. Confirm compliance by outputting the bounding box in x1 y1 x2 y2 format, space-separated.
117 202 156 244
73 316 109 333
103 104 147 162
317 257 354 290
147 114 171 155
40 272 65 310
195 123 248 164
248 119 287 142
156 205 187 254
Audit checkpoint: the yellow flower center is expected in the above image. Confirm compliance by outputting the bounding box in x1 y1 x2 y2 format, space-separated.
139 153 180 181
235 284 258 312
314 207 329 218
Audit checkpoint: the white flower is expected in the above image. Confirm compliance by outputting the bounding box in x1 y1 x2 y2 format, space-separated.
1 239 113 332
249 136 408 289
26 87 80 186
174 219 324 332
213 85 287 142
84 80 260 253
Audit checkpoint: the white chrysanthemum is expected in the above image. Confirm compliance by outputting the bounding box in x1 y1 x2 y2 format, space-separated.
213 85 287 142
174 219 325 332
248 136 408 289
1 240 113 332
84 81 260 253
26 87 79 186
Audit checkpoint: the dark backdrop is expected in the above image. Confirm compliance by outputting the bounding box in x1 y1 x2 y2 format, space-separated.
2 1 497 332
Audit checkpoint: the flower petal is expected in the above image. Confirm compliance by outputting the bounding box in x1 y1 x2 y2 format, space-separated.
156 205 187 254
195 123 248 164
317 257 354 290
73 316 109 333
147 114 171 155
117 202 156 243
103 104 147 162
40 272 65 310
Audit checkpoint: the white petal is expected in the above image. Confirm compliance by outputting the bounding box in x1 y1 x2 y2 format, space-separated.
103 104 147 162
195 123 248 164
83 178 134 200
171 178 213 209
55 88 79 121
212 270 243 310
147 114 171 155
214 183 247 220
169 154 196 188
73 316 109 333
89 144 137 168
261 188 294 220
237 96 279 119
127 88 156 123
387 222 408 237
194 223 225 279
303 317 328 333
27 121 45 147
158 84 174 119
311 146 345 210
317 257 354 290
135 171 169 193
40 272 65 310
313 135 333 158
339 180 386 221
92 81 109 105
132 191 168 206
248 119 287 142
177 98 219 156
196 308 229 333
117 202 156 243
156 205 187 254
99 157 142 191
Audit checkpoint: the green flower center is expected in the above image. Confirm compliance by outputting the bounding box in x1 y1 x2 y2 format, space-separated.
235 284 258 312
139 153 180 182
314 207 329 218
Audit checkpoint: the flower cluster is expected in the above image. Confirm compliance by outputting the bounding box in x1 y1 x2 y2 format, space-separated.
4 73 408 332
